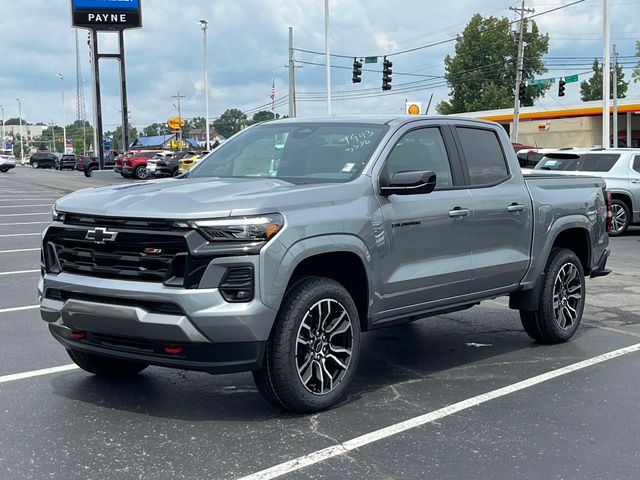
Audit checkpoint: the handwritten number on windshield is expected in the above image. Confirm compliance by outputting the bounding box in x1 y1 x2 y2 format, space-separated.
343 130 375 153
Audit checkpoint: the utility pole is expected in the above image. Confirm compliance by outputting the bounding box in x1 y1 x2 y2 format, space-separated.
51 121 56 152
75 29 87 153
509 0 534 143
198 19 210 150
602 0 611 148
0 105 4 150
324 0 332 116
171 92 185 151
16 99 24 162
57 74 67 153
612 44 618 148
288 27 297 118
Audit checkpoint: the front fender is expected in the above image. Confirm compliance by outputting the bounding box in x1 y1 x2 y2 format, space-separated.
259 234 374 313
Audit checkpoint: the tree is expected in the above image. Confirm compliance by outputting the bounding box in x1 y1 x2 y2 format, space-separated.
142 122 171 136
581 58 628 101
632 41 640 84
111 125 138 152
250 111 280 124
437 14 550 114
213 108 246 138
4 118 25 126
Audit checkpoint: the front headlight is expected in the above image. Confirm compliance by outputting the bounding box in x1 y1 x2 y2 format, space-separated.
51 205 65 222
174 214 284 243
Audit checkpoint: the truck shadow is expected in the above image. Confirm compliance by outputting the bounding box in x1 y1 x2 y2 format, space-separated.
49 307 571 422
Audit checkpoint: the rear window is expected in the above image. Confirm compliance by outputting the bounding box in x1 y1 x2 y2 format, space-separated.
457 127 509 185
578 153 620 172
534 154 580 171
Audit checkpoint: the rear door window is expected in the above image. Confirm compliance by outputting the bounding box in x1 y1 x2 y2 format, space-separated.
578 154 620 172
456 127 509 185
633 156 640 174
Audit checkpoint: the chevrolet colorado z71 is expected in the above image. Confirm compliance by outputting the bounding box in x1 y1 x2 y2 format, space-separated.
39 116 611 412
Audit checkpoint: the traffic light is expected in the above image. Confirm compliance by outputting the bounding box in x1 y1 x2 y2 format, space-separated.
518 82 526 102
382 56 392 91
558 79 566 97
352 58 363 83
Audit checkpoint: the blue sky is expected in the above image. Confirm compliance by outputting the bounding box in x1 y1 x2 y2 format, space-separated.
0 0 638 132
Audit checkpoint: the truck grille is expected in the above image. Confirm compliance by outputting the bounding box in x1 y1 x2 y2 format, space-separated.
43 226 207 287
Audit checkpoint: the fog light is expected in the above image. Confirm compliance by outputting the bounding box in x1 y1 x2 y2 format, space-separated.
70 331 86 340
164 345 183 354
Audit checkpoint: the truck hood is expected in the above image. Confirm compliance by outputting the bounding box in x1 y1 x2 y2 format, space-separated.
55 177 369 219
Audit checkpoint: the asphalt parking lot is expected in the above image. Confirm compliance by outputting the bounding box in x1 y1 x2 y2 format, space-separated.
1 167 639 480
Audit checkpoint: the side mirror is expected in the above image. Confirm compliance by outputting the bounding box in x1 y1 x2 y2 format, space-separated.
380 170 437 196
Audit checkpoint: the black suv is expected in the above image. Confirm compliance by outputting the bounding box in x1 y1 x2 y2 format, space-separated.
56 154 77 171
152 151 190 178
30 151 58 169
76 151 119 177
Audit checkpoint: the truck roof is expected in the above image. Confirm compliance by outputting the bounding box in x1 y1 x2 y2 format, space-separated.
265 115 499 128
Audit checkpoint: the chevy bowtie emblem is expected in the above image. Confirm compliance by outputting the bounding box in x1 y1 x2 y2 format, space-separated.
85 227 118 244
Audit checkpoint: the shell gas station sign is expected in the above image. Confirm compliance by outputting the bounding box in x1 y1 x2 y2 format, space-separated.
405 102 422 115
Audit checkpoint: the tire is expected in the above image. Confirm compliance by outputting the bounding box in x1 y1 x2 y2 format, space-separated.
67 349 148 377
253 276 361 413
520 248 585 344
609 199 630 236
134 165 148 180
121 172 132 178
0 168 7 173
32 161 39 169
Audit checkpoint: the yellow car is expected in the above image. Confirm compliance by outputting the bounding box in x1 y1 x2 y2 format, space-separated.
178 151 209 174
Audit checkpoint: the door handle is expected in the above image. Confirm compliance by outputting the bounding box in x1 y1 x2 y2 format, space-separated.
507 203 526 212
631 180 640 184
449 207 470 218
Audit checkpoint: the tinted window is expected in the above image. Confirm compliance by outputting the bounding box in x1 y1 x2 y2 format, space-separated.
383 128 453 189
191 123 388 184
578 154 620 172
457 127 509 185
534 154 580 171
633 156 640 174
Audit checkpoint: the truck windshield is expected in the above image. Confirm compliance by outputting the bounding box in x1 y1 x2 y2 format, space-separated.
189 123 388 183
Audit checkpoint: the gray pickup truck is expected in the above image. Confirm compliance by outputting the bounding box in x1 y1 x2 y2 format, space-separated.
39 116 611 412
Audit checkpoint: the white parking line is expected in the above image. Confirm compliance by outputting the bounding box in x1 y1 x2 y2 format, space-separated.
0 213 49 217
0 248 40 254
0 221 49 226
0 270 40 276
0 233 41 237
0 204 53 208
237 342 640 480
0 364 78 385
0 304 39 313
0 198 61 201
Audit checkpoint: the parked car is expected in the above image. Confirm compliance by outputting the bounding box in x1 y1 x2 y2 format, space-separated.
0 154 16 173
532 148 640 235
40 116 611 413
178 151 209 174
30 151 57 169
56 154 77 171
122 150 166 180
76 150 119 177
147 151 191 178
516 148 564 169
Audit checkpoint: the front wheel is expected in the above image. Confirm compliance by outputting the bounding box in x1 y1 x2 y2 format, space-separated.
520 248 585 344
609 199 630 236
253 276 361 413
32 161 39 169
134 165 147 180
67 349 148 377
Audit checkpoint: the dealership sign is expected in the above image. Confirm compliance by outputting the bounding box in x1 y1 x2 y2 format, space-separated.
71 0 142 30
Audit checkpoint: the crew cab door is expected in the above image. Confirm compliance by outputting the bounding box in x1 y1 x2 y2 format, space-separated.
373 123 472 320
453 125 533 293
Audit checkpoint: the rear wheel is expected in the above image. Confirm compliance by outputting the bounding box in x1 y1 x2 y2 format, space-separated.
85 166 97 177
253 276 361 413
134 165 148 180
0 168 7 173
67 349 148 377
32 161 39 169
520 248 585 344
609 199 630 236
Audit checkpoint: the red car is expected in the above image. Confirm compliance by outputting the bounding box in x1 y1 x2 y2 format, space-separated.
121 150 163 180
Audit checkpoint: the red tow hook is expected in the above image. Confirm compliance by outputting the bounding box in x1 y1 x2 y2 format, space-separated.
164 345 183 354
70 331 86 340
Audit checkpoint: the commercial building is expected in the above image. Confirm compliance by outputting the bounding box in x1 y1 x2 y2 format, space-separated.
463 99 640 148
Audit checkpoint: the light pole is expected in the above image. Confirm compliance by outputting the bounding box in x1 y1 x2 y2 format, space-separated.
0 105 5 150
198 19 210 150
324 0 332 116
602 0 611 148
16 98 24 162
57 73 67 153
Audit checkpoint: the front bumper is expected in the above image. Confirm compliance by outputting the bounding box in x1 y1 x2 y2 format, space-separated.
39 270 277 374
0 162 15 170
122 166 133 174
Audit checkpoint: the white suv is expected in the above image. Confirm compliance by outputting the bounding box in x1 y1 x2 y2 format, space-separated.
533 148 640 235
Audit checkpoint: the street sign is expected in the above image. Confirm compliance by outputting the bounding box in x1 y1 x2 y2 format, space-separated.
167 117 185 130
405 102 422 115
364 57 378 64
71 0 142 30
530 78 556 87
564 74 579 83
